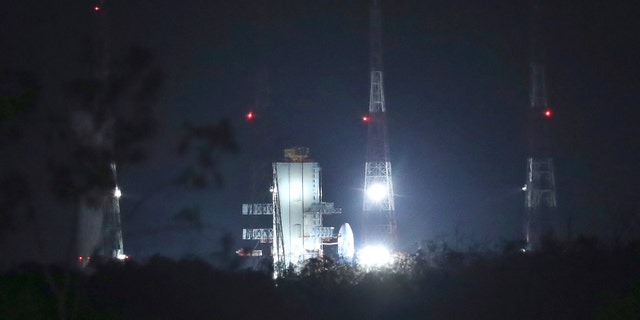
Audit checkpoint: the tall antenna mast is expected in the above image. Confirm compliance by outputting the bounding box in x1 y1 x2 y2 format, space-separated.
108 162 126 259
362 0 397 249
77 0 127 265
523 2 557 249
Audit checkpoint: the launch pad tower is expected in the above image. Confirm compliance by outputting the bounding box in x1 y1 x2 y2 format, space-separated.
362 0 397 249
242 148 340 273
77 1 126 266
523 3 557 249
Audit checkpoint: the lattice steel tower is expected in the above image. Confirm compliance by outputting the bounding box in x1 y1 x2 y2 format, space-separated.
362 0 397 249
523 2 557 249
77 1 126 265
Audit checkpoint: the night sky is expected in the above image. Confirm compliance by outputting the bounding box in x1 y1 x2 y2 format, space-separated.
2 0 638 265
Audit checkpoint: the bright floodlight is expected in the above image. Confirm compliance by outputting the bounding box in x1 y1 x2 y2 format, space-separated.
116 251 128 260
366 183 387 201
358 245 392 267
114 186 122 198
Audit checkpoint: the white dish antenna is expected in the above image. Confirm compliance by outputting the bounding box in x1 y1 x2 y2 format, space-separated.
337 223 355 263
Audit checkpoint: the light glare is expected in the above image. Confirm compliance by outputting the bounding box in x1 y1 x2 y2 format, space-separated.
366 183 387 201
358 245 392 267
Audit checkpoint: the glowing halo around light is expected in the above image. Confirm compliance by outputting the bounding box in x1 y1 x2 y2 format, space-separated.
358 245 392 267
366 183 387 201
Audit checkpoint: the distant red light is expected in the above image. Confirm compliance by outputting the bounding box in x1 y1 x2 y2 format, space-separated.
93 5 101 11
78 256 83 261
245 111 254 121
361 115 370 122
543 108 552 118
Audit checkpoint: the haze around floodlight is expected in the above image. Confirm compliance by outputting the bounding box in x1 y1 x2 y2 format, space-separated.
366 183 387 201
358 245 392 267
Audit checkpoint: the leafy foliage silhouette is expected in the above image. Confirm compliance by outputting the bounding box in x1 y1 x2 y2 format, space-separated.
2 239 640 319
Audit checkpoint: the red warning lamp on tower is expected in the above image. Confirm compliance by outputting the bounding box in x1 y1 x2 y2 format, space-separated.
245 111 255 121
543 108 552 118
361 115 370 122
93 5 101 11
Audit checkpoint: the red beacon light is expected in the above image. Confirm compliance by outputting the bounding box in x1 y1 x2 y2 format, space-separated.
93 5 101 11
361 115 370 122
245 111 255 121
543 108 552 118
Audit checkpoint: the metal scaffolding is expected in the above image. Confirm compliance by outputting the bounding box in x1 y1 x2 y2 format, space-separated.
362 0 397 249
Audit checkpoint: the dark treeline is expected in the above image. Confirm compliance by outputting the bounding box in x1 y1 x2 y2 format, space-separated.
1 238 639 320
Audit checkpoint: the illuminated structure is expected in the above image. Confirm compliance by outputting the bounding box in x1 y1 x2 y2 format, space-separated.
242 147 340 272
523 3 557 249
337 223 355 263
78 164 126 265
362 0 397 249
77 1 127 265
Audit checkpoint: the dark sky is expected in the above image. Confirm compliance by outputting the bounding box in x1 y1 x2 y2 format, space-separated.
2 0 638 264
